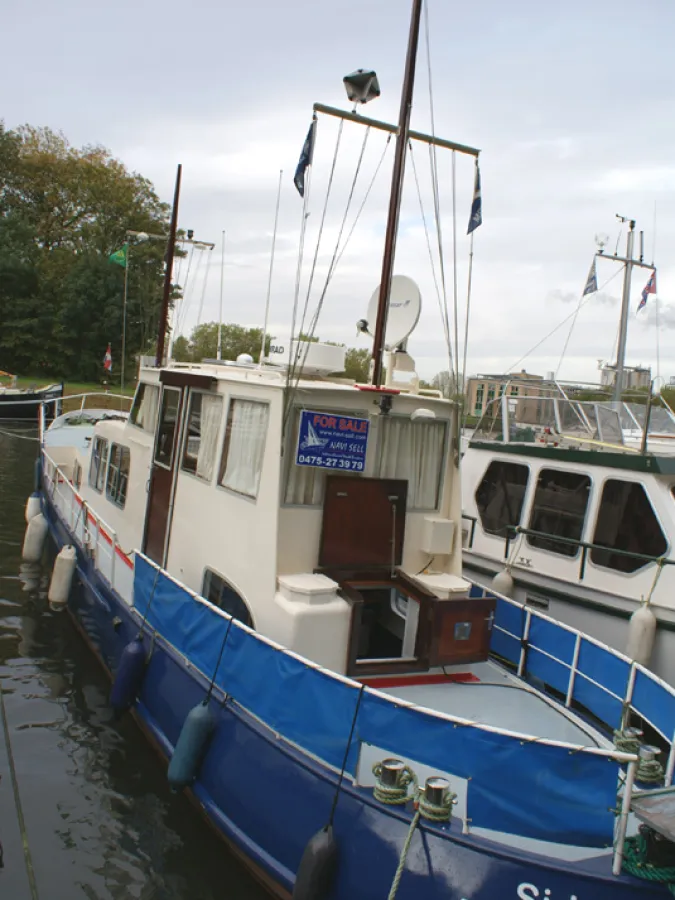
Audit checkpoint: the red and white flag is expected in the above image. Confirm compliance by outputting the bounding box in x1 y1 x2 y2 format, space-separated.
103 343 112 372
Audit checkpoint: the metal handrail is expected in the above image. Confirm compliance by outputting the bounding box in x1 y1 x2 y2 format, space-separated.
500 524 673 579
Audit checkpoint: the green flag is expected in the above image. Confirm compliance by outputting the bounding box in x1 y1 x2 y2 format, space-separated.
108 243 128 268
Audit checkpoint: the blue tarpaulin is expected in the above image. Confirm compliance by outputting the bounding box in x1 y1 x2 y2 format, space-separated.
134 556 618 847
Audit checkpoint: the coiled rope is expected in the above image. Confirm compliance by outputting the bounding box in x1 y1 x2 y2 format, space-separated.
373 762 455 900
623 829 675 896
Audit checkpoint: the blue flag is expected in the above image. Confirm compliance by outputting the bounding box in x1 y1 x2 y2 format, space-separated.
294 119 317 198
583 259 598 296
467 162 482 234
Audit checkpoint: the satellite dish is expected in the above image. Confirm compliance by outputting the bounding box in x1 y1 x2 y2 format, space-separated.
366 275 422 350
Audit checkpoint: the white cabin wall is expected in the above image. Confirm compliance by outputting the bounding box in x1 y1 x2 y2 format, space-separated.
165 384 283 630
76 419 153 552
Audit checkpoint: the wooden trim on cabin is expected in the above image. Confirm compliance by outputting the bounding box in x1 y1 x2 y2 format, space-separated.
159 370 217 390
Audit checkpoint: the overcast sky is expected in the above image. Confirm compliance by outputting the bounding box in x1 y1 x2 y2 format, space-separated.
3 0 675 385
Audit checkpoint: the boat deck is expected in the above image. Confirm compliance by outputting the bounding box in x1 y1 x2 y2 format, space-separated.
366 660 606 748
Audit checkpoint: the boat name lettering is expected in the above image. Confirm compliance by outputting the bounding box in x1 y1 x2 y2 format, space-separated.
517 884 578 900
517 557 533 568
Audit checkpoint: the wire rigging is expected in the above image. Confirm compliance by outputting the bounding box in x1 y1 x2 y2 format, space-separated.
509 267 623 375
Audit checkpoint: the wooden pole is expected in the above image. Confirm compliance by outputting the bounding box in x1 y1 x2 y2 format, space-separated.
155 164 182 367
371 0 424 387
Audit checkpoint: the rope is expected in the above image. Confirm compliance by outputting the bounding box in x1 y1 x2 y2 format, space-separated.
0 675 39 899
0 427 39 441
196 245 214 326
623 829 675 895
461 228 476 416
376 761 455 900
205 615 235 701
508 267 623 374
291 118 345 382
328 685 365 826
290 124 371 392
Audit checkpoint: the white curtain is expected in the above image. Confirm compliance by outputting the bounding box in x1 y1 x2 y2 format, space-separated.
376 418 446 509
220 400 269 497
285 461 324 505
196 394 223 482
136 384 159 432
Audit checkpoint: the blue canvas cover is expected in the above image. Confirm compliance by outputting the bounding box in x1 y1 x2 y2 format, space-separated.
134 556 618 846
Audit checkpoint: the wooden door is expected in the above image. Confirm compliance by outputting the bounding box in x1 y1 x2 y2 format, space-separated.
143 385 183 564
319 476 407 569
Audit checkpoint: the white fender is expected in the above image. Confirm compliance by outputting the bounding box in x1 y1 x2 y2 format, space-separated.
492 569 514 598
626 603 657 667
22 513 48 563
48 545 77 610
25 492 41 523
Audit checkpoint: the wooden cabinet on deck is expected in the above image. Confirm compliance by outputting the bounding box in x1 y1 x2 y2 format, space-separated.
424 594 496 667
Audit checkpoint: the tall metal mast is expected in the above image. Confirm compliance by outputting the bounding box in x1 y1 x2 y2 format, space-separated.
156 163 182 367
370 0 424 387
613 217 635 402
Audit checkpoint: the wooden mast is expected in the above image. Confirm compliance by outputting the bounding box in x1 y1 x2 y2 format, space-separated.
370 0 424 387
155 163 182 366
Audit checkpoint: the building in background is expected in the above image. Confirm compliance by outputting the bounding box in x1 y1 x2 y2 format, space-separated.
465 369 543 418
599 364 651 391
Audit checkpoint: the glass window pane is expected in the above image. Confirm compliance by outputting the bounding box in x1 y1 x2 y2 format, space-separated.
527 469 590 557
219 399 269 498
203 569 253 628
106 443 130 508
89 437 109 493
155 388 180 467
182 392 223 482
130 383 159 433
475 461 529 536
592 480 667 573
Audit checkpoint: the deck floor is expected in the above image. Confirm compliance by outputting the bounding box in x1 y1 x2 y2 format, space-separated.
374 660 607 748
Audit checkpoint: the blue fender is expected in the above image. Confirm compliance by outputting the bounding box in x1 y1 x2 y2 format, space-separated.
168 700 217 792
293 825 338 900
110 637 146 713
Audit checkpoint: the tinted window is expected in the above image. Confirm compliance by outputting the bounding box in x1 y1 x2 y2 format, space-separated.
527 469 590 557
155 387 180 468
106 443 130 508
475 461 529 536
592 480 667 573
89 437 109 492
203 569 253 628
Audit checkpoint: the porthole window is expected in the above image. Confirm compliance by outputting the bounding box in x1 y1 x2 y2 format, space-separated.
202 569 253 628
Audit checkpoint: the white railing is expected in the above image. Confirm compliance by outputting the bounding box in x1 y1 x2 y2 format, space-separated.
42 450 134 604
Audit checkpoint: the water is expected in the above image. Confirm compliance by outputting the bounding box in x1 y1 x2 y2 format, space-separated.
0 425 266 900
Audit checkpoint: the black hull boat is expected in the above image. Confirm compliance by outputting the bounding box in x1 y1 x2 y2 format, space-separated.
0 382 63 420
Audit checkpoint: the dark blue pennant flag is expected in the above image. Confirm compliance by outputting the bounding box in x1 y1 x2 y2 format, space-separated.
293 118 317 198
467 162 482 234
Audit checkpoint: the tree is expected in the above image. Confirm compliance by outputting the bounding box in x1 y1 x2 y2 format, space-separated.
0 121 171 380
344 347 370 382
174 323 271 362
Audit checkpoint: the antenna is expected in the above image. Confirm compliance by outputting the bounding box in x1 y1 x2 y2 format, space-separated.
365 275 421 350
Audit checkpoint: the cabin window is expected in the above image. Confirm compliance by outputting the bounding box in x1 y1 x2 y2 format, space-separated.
106 443 130 508
592 480 667 573
130 383 160 433
475 460 529 536
202 569 253 628
155 387 181 468
375 417 447 510
89 437 109 492
527 469 590 557
219 399 269 498
182 391 223 482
